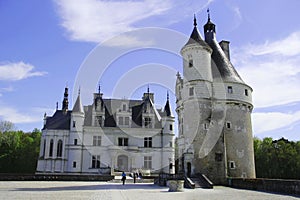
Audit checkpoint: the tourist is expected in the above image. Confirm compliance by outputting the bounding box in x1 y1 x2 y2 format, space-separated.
121 171 126 185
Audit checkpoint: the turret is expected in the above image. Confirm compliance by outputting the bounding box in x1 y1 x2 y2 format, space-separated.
180 15 213 83
204 9 216 44
68 90 84 173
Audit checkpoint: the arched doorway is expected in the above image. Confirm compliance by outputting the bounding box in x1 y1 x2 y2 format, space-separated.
117 155 128 171
187 162 191 177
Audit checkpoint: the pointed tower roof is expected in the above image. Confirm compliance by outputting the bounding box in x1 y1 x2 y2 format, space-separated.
164 91 173 117
183 15 211 49
73 90 84 113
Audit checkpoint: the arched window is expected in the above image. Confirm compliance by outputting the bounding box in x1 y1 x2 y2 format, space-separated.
57 140 63 157
42 139 46 157
49 139 54 157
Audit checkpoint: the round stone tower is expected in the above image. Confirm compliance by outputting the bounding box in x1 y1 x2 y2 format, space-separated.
176 13 255 185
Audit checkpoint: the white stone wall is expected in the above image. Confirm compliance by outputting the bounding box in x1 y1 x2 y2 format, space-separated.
181 45 213 83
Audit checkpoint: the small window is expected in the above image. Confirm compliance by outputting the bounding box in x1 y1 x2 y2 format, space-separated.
96 116 102 127
73 121 76 128
124 117 129 126
144 156 152 169
93 136 101 146
226 122 231 129
189 87 194 96
118 138 128 146
92 155 101 168
245 89 248 96
169 124 173 131
229 161 235 169
215 153 222 162
144 137 152 148
122 104 126 111
119 117 123 125
189 59 193 67
74 139 78 145
73 161 77 168
228 86 233 94
144 117 151 128
204 123 208 130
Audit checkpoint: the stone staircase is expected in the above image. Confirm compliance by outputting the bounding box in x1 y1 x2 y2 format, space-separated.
185 174 213 189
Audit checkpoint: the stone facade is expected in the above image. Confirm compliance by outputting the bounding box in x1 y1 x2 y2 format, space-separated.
36 89 175 175
176 15 255 184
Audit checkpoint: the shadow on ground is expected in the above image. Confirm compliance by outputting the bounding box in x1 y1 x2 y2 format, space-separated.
13 183 165 192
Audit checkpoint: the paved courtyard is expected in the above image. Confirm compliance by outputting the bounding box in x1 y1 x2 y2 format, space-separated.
0 181 298 200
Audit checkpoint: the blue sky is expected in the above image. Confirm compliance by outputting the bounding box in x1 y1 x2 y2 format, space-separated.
1 0 300 141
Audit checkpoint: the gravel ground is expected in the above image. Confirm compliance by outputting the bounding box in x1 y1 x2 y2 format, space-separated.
0 181 298 200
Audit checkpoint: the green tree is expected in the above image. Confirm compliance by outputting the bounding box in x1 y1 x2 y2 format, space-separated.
0 121 41 173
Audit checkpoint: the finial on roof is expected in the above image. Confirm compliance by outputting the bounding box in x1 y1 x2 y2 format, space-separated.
78 87 81 96
147 85 150 94
167 91 169 101
98 83 101 94
56 102 58 110
207 8 210 21
193 14 197 27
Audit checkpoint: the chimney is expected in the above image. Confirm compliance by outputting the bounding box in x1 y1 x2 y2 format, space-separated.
219 40 230 60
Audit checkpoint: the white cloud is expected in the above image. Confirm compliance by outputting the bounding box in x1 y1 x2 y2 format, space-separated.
252 111 300 134
247 31 300 57
232 31 300 108
0 106 41 124
53 0 213 45
0 62 47 81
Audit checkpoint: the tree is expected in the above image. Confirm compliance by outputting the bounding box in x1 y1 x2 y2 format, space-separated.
0 121 41 173
254 137 300 179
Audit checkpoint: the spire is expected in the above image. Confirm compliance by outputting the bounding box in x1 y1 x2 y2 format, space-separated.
98 84 101 94
164 91 173 117
73 91 84 113
56 102 58 110
62 87 69 112
183 15 210 49
204 8 216 34
207 8 210 21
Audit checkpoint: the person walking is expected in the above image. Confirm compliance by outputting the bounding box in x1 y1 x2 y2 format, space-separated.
121 171 126 185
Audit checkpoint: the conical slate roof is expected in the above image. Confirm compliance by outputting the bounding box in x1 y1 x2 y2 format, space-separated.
163 93 173 117
183 16 211 49
73 94 84 113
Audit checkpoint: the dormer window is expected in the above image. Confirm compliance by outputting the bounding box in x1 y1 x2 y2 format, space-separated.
228 86 233 94
122 104 126 111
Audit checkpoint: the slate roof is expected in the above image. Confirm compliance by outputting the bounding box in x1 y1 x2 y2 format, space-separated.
73 95 84 113
43 110 71 130
208 35 244 84
183 26 211 49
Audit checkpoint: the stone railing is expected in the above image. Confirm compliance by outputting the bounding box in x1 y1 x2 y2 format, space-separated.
229 178 300 196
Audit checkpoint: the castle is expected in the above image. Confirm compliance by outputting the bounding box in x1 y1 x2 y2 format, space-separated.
36 12 255 184
176 14 255 184
36 87 175 175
